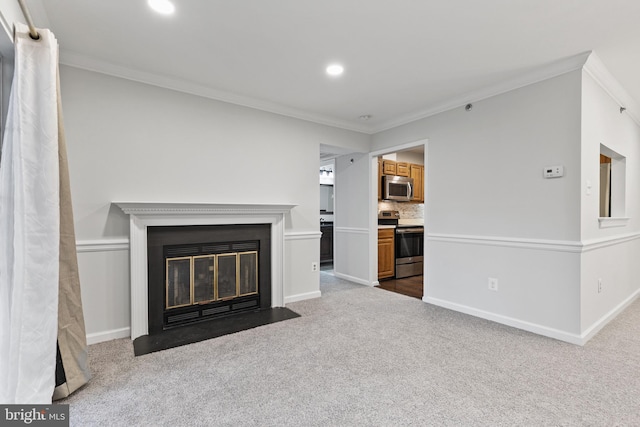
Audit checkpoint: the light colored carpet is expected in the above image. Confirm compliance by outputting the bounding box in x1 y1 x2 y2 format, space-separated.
60 272 640 426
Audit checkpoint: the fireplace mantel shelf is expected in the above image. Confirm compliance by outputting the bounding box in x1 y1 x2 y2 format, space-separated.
115 201 295 340
114 202 297 216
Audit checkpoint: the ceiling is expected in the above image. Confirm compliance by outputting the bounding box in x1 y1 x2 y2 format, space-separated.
24 0 640 134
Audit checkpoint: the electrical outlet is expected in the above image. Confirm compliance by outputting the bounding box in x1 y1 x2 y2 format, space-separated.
488 277 498 291
311 262 318 272
598 278 602 293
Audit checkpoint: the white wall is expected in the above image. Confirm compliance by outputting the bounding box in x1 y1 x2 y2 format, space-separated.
0 56 11 149
372 71 585 340
59 65 370 341
376 71 583 241
395 150 423 165
579 69 640 334
0 2 23 51
580 71 640 240
333 152 371 284
61 66 369 240
77 246 130 344
0 6 16 151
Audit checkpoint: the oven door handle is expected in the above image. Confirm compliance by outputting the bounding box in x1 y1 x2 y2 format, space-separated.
396 228 424 233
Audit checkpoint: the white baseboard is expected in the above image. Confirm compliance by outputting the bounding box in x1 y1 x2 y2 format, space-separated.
424 287 640 346
422 296 583 345
580 288 640 344
284 290 321 304
86 327 131 345
332 272 372 286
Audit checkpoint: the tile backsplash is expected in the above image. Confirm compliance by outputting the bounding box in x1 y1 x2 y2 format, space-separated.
378 201 424 219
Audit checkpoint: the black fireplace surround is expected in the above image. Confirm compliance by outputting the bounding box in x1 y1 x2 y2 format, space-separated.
146 224 272 335
132 222 300 356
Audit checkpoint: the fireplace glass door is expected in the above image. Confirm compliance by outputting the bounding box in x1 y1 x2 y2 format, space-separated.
194 255 215 303
166 257 192 309
165 251 258 310
216 254 237 300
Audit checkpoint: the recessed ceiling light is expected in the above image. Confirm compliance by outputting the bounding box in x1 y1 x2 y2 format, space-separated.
148 0 175 15
326 64 344 76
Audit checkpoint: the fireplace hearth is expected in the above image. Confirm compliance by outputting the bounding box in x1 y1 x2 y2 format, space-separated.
131 220 299 356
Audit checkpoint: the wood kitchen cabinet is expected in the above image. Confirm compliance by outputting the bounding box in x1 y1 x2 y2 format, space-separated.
379 158 424 203
320 223 333 264
396 162 410 177
410 164 424 202
378 228 395 280
382 160 397 175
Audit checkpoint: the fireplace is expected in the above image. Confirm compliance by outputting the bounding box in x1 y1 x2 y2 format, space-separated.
115 202 296 341
147 224 271 334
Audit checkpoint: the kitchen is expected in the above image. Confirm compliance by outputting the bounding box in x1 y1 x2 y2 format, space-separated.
376 147 425 299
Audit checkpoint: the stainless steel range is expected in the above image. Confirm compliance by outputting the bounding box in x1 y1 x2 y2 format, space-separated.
378 210 424 279
395 224 424 278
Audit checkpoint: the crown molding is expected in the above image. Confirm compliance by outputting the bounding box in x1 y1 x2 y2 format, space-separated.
59 50 374 135
583 52 640 127
58 49 637 136
371 51 592 133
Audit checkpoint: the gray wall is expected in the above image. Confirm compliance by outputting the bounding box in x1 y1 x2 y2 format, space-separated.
373 71 585 339
372 66 640 342
59 65 370 341
580 69 640 333
374 70 582 241
333 152 371 284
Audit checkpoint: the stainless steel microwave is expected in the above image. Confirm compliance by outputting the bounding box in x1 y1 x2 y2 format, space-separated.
382 175 414 202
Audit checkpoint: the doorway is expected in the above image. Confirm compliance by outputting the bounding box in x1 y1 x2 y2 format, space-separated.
319 151 337 275
319 146 372 283
370 139 428 300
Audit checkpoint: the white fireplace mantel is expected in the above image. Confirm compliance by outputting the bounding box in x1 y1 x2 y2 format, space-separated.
115 201 296 340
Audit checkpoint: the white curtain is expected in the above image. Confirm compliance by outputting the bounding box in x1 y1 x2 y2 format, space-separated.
0 23 61 404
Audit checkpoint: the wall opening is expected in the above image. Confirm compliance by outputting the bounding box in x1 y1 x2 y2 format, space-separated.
599 144 626 218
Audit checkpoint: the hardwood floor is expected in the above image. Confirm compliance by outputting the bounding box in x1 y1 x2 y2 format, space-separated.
322 263 423 300
376 275 423 299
